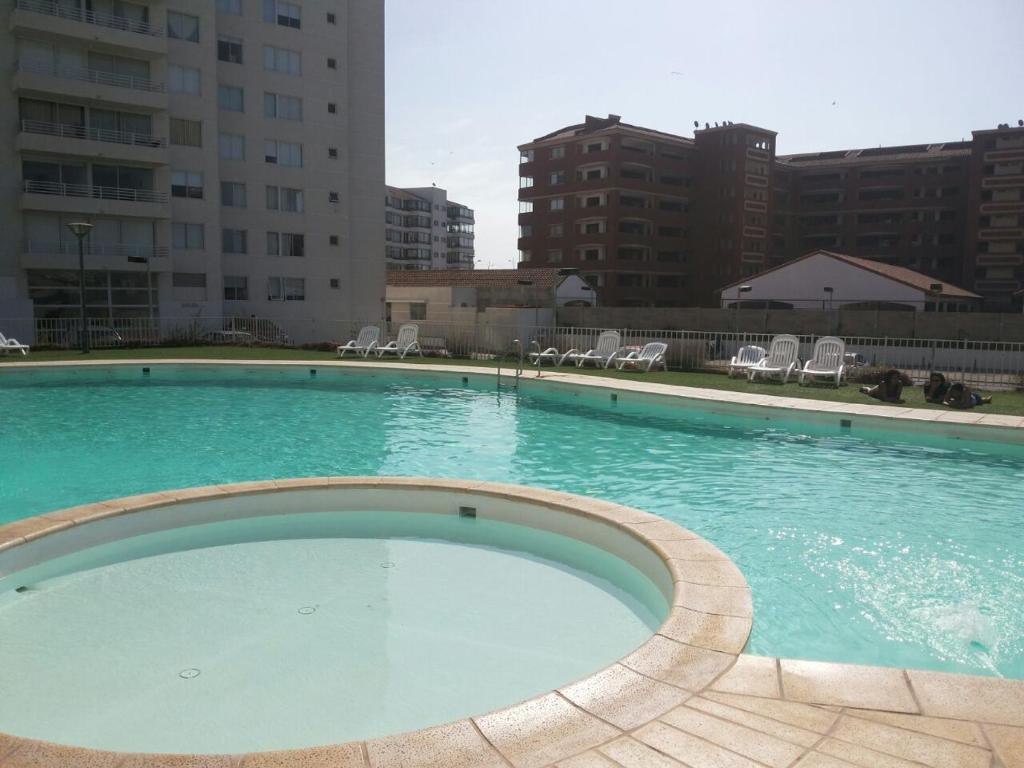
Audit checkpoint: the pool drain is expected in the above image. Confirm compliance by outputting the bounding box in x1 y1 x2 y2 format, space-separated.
179 668 200 679
380 561 395 568
298 606 317 615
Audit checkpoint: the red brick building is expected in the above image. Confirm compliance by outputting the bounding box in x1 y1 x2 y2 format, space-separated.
517 115 1024 309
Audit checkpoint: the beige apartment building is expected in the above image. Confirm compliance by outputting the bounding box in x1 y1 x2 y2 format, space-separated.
0 0 384 342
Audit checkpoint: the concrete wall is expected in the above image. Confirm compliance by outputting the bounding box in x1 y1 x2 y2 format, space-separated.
558 306 1024 342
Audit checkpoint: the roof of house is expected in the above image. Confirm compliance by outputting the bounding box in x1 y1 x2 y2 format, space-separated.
776 142 971 169
526 114 693 147
387 269 575 289
720 250 982 299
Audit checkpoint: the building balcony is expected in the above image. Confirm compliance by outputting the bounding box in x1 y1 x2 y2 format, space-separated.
21 179 169 218
13 59 166 111
20 239 168 270
979 228 1024 241
11 0 165 57
16 120 167 165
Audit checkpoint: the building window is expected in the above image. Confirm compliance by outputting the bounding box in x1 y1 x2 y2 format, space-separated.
218 85 244 112
169 118 202 147
263 45 301 75
329 278 339 288
267 231 305 257
267 276 305 301
172 222 204 250
222 229 248 254
327 12 336 23
410 303 426 320
329 235 339 246
217 36 244 64
264 92 302 121
266 185 304 212
546 249 562 263
168 65 200 95
216 0 242 13
328 147 338 159
327 102 337 114
550 146 565 159
218 132 245 160
550 198 564 211
263 0 301 28
264 139 302 167
327 57 337 70
329 191 339 203
172 272 206 288
549 171 566 185
223 275 248 300
167 11 200 42
171 171 203 199
549 223 563 237
220 181 247 208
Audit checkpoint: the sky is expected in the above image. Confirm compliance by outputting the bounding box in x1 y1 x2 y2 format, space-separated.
385 0 1024 269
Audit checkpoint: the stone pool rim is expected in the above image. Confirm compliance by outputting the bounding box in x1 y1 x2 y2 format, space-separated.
0 476 752 766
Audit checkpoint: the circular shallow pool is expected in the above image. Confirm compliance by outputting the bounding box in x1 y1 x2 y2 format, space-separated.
1 363 1021 677
0 484 670 753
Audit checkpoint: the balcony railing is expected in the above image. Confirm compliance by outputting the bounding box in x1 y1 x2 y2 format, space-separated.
15 0 163 37
22 240 168 259
23 179 168 203
20 120 166 148
16 59 165 93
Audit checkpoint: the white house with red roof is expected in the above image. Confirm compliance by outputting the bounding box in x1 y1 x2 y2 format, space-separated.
719 250 982 312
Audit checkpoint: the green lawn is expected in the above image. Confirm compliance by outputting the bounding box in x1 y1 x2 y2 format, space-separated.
4 346 1024 416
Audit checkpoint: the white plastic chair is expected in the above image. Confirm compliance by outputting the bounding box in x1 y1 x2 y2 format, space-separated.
727 345 766 378
798 336 846 387
564 331 623 369
747 335 800 383
337 326 380 358
376 324 422 359
0 332 29 355
616 342 668 372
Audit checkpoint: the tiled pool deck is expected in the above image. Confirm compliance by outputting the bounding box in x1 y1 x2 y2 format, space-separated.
0 362 1021 767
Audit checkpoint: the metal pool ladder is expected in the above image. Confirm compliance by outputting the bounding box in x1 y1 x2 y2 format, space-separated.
496 339 524 390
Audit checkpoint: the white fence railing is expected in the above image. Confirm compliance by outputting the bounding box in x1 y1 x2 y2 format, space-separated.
16 59 164 93
23 180 168 204
4 317 1023 390
15 0 164 36
21 120 166 148
22 240 169 259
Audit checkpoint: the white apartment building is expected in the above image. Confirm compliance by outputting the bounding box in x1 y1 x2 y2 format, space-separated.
0 0 384 340
385 185 474 271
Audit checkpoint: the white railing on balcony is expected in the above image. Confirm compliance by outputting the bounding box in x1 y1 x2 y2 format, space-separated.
23 179 168 204
22 240 168 259
20 120 166 148
14 0 163 36
15 59 165 93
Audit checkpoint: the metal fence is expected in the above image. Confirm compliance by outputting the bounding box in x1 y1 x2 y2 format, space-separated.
5 316 1024 390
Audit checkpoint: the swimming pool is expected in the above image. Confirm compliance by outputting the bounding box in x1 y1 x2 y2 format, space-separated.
1 363 1022 677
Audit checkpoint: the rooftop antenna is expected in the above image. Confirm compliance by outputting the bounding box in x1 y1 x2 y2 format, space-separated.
693 120 699 128
714 122 719 128
705 122 710 130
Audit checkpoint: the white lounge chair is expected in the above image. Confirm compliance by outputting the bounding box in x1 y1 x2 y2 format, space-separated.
616 342 668 372
376 324 422 359
564 330 622 369
727 345 766 378
0 332 29 355
337 326 380 358
798 336 846 387
747 334 800 383
527 340 577 367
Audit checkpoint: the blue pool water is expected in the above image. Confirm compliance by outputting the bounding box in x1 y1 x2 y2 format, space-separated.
1 364 1022 678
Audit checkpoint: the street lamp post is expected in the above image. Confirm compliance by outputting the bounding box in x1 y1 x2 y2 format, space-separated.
66 222 94 354
734 284 752 344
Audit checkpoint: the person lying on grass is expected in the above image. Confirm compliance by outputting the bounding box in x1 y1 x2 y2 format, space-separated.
943 382 993 409
860 368 913 404
923 372 950 403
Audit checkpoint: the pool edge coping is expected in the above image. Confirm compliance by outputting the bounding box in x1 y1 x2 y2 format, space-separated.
2 358 1022 435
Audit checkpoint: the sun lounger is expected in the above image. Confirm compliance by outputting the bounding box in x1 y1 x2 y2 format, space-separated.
747 334 800 383
337 326 380 358
798 336 846 387
728 345 766 378
376 324 422 359
615 342 668 372
0 332 29 355
563 330 622 369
